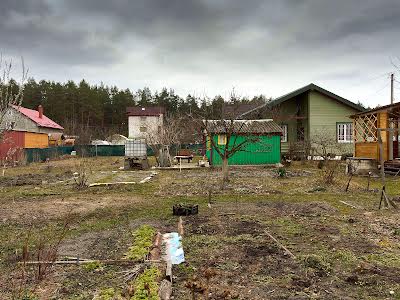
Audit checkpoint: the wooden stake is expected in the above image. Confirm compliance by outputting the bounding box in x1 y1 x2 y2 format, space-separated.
178 217 184 236
264 230 296 259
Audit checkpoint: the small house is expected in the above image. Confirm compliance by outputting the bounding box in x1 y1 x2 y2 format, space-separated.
0 105 64 161
126 106 165 138
204 119 282 166
240 84 364 156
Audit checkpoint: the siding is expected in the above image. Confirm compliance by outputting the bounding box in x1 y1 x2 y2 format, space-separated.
128 115 163 138
206 134 281 165
266 92 308 153
24 132 49 148
309 91 359 154
0 131 25 160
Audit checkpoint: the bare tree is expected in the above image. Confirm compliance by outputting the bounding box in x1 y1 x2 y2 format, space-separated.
145 115 184 167
201 91 265 187
202 118 260 187
310 129 347 184
0 55 28 138
0 56 28 174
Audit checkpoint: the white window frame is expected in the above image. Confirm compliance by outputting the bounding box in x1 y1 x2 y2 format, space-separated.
337 123 353 143
218 134 227 145
280 124 288 143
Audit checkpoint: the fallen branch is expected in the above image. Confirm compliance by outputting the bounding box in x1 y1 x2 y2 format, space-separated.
264 230 296 259
19 259 159 266
218 213 236 217
339 200 360 209
89 181 136 187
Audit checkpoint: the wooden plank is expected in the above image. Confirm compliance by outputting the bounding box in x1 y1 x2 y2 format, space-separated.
355 143 378 159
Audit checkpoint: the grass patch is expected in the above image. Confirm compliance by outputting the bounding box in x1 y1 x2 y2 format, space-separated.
125 225 156 261
130 266 160 300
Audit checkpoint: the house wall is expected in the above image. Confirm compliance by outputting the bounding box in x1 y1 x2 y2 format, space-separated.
1 107 38 132
308 91 359 155
24 132 49 148
264 92 308 153
128 115 163 138
206 134 281 165
0 131 25 161
0 107 63 135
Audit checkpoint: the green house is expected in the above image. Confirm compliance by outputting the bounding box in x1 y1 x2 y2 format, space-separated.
241 84 365 156
204 119 282 166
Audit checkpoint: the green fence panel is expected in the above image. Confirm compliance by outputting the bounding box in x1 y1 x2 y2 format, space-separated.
23 143 204 163
74 145 125 157
25 146 74 163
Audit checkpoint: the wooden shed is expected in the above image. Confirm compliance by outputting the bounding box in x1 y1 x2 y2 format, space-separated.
204 119 283 166
0 130 49 161
350 102 400 163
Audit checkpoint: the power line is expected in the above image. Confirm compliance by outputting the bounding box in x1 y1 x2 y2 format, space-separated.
362 82 390 100
351 72 392 88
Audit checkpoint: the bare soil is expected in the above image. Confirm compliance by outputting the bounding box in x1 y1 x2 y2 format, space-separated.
1 158 400 299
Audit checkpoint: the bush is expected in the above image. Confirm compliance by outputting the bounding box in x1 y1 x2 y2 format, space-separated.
302 254 332 276
276 167 287 178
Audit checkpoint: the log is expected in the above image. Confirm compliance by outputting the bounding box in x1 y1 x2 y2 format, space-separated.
166 261 172 282
159 279 172 300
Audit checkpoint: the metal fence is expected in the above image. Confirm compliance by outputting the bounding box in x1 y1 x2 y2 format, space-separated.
23 143 204 163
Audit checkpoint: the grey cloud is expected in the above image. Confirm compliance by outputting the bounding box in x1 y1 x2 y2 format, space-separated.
0 0 399 107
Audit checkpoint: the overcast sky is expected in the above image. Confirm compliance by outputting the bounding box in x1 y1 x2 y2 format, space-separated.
2 0 400 107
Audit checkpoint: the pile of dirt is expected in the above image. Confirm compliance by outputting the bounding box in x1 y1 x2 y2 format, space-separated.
0 172 72 187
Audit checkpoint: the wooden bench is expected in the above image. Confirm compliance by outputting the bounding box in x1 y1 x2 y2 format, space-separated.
175 149 194 163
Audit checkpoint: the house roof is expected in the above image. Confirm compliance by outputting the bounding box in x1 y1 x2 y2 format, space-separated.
204 119 283 134
12 105 64 130
239 83 364 118
222 102 263 117
126 106 165 116
350 101 400 118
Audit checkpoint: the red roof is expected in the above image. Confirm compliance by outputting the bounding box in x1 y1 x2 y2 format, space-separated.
12 105 64 130
126 106 165 116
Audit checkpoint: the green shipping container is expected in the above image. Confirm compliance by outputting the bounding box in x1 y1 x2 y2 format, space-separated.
206 134 281 166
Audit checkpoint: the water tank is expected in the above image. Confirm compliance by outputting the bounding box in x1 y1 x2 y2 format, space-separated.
125 139 147 158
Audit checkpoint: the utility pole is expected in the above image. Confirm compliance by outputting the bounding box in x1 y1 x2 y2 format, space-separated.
391 73 394 104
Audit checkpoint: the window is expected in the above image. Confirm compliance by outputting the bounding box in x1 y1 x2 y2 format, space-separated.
337 123 353 143
280 124 288 142
5 121 15 130
218 134 227 145
140 116 147 122
139 126 147 133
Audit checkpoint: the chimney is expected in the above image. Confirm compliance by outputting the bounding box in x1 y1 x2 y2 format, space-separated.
38 105 43 119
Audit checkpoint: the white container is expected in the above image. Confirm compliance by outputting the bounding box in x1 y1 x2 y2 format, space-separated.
125 139 147 158
71 151 77 156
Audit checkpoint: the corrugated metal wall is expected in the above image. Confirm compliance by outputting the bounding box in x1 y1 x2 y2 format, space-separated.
206 134 281 165
0 131 25 161
24 132 49 148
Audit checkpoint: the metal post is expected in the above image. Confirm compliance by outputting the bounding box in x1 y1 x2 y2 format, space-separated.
389 128 394 161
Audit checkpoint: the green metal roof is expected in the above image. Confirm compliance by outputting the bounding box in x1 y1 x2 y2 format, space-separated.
204 119 283 134
240 83 364 118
